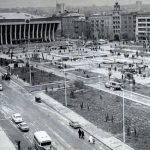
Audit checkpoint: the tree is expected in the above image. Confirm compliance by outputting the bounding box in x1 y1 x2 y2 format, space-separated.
74 80 84 89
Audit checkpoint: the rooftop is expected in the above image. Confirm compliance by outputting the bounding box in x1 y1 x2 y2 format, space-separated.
0 12 44 20
34 131 52 143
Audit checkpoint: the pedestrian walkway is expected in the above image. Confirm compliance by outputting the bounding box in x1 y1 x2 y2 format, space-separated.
0 127 16 150
36 92 134 150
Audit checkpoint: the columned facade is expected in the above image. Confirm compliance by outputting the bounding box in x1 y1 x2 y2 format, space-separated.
0 17 60 45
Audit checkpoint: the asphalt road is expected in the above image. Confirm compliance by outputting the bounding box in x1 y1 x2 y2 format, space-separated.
0 79 110 150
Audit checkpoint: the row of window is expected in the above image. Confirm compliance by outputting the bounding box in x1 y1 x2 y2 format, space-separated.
113 26 120 29
138 28 150 31
113 21 120 24
138 23 150 27
138 19 150 22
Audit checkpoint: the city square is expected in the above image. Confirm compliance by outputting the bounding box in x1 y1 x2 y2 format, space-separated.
0 0 150 150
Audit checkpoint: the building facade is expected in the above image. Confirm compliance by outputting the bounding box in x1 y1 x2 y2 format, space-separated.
61 12 85 38
136 14 150 43
89 13 113 40
112 2 121 41
0 13 60 45
121 12 137 41
73 17 87 39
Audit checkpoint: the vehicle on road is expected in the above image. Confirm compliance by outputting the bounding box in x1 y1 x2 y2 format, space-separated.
34 131 52 150
12 113 23 124
35 96 42 103
0 84 3 91
69 121 81 129
2 73 11 80
105 81 122 90
18 122 29 132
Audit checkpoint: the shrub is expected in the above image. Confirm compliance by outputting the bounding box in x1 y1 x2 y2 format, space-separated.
74 80 84 89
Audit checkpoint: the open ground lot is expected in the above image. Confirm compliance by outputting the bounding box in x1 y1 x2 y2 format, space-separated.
47 85 150 150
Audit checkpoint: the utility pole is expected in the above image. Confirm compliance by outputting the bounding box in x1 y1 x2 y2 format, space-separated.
123 89 125 143
64 70 67 106
27 36 32 85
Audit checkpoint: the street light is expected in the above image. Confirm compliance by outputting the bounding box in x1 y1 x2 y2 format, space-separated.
122 88 125 143
64 69 67 106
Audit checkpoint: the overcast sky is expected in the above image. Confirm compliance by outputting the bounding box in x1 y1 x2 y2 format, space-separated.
0 0 150 8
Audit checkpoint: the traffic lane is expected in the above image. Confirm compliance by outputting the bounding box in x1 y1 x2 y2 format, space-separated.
0 83 70 150
1 80 105 150
0 109 32 150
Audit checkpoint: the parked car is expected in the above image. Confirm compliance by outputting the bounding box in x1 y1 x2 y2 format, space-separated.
69 121 81 129
105 81 122 90
0 84 3 91
18 122 29 132
12 113 23 124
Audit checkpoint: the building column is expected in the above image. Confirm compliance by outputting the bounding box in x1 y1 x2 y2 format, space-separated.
15 25 17 40
1 26 3 45
10 25 12 44
5 25 8 45
28 24 30 41
37 24 39 39
32 24 35 39
41 24 43 40
19 24 21 40
24 24 26 39
48 24 51 42
52 23 55 41
45 24 47 41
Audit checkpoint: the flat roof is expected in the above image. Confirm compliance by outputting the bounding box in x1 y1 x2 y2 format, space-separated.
0 12 44 20
34 131 51 143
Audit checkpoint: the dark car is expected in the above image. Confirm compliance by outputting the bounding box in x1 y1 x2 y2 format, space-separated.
35 96 42 103
2 73 11 80
69 121 81 129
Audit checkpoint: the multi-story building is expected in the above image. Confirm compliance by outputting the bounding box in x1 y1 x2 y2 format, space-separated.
0 12 60 45
61 12 85 38
136 13 150 43
89 13 113 40
56 3 65 14
73 17 88 39
112 2 121 41
121 12 137 41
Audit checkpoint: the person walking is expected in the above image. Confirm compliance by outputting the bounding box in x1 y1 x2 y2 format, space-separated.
78 129 81 138
81 130 84 139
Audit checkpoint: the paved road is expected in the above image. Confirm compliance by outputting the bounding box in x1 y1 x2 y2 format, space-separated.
0 79 111 150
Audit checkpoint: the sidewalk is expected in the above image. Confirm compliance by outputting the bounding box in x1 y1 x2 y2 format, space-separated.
0 127 16 150
36 91 134 150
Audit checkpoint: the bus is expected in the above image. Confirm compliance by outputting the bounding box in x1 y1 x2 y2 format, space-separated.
33 131 52 150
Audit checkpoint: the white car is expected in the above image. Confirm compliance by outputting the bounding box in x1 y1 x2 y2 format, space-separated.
105 81 122 90
0 84 3 91
12 113 23 124
18 122 29 132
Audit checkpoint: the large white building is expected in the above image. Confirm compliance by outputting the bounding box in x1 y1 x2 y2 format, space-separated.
0 12 60 45
136 14 150 43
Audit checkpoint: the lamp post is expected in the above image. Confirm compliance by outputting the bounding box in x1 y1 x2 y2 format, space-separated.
122 88 125 143
64 69 67 106
27 36 32 85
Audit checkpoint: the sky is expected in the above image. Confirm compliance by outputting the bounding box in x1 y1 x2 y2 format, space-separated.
0 0 150 8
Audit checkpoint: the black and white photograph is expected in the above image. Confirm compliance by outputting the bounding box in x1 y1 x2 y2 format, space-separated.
0 0 150 150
